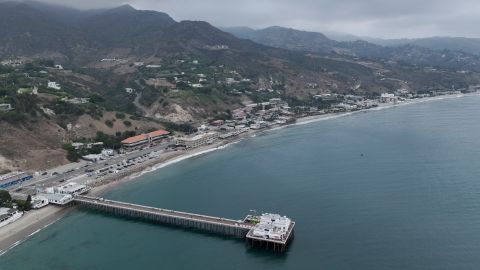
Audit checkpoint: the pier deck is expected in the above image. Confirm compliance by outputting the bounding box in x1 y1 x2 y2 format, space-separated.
74 195 294 251
246 221 295 252
74 195 253 237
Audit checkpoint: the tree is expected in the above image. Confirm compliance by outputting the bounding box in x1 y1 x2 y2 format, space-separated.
63 143 80 162
89 94 105 104
16 196 32 211
105 120 114 128
0 190 11 207
115 112 125 119
38 59 54 67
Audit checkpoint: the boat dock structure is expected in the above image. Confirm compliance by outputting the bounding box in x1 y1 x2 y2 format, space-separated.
73 195 295 252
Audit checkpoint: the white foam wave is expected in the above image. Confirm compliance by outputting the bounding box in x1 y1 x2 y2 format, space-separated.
129 142 239 180
294 111 356 126
294 93 476 126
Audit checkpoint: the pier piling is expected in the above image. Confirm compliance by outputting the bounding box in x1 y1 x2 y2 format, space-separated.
73 195 294 252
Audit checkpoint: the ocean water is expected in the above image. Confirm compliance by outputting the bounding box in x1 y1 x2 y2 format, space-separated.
2 96 480 269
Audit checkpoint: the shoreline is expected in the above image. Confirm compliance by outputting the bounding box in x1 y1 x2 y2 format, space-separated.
0 139 242 255
0 92 477 255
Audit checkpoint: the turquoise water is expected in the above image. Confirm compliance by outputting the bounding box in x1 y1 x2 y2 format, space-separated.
2 96 480 269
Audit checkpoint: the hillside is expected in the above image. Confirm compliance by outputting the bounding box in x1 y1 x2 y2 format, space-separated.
1 2 480 171
223 26 335 54
223 26 480 72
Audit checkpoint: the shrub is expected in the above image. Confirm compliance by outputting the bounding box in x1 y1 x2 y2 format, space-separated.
105 120 114 128
0 111 27 124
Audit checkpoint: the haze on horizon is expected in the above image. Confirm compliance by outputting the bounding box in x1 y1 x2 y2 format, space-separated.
15 0 480 39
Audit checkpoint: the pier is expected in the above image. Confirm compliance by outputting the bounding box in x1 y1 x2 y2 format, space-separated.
73 195 294 252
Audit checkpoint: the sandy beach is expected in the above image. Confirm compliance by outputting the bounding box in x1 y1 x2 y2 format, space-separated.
0 206 71 254
0 92 477 256
0 138 241 255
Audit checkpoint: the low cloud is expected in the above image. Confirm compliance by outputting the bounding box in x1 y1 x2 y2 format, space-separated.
40 0 480 38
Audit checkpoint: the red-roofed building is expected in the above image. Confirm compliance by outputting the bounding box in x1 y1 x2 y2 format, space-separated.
121 130 170 149
148 129 170 138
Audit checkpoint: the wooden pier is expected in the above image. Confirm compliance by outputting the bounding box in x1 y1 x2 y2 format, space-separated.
74 196 295 252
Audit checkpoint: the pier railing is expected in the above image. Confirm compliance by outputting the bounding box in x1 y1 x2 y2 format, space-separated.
73 195 294 252
74 195 253 238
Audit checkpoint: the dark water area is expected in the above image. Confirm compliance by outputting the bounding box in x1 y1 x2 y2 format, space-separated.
2 96 480 269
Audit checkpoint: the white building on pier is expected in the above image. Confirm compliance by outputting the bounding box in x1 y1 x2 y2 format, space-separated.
251 213 292 241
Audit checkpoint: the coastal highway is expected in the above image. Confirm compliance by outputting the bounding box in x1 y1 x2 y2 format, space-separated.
15 141 176 191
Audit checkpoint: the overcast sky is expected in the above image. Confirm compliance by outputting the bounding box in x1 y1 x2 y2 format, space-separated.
39 0 480 38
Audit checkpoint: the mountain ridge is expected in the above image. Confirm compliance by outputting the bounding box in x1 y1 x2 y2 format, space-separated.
222 25 480 72
2 2 480 171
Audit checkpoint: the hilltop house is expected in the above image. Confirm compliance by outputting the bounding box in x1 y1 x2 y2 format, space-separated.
61 97 89 104
47 81 61 90
0 103 13 112
190 83 203 88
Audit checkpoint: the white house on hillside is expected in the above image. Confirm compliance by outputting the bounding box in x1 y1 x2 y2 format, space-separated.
47 81 61 90
0 104 13 112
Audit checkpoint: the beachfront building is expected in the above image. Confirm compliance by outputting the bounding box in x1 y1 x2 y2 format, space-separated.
82 154 104 162
175 132 219 149
101 149 115 157
250 121 269 130
121 130 171 150
380 93 397 103
54 182 90 196
31 195 49 209
39 193 73 205
0 172 33 189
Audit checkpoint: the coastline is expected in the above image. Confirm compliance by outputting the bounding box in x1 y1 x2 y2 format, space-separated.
0 139 242 255
294 93 473 126
0 92 477 256
0 205 73 255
